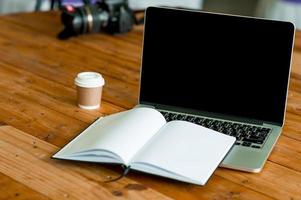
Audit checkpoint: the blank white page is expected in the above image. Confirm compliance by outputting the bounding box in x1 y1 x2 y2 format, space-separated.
131 120 235 185
54 107 166 165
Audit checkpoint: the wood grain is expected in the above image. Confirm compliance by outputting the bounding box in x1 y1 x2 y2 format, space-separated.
295 30 301 50
0 126 172 200
0 125 275 200
0 173 51 200
0 11 300 200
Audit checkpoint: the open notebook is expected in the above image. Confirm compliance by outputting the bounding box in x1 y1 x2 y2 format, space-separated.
53 107 235 185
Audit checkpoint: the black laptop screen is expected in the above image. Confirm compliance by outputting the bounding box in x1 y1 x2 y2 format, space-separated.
140 7 295 125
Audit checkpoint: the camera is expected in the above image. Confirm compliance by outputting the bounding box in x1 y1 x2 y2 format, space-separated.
58 0 135 39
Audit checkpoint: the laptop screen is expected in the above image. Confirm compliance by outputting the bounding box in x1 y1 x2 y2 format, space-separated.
139 7 295 125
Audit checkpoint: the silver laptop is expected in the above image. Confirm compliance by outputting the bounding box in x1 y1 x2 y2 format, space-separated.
137 7 295 172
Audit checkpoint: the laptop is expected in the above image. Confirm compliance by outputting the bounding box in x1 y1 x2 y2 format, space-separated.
137 7 295 173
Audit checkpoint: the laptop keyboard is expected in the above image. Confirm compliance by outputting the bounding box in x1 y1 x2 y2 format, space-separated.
159 110 271 149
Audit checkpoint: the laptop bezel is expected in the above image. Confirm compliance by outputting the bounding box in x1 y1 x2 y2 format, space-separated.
138 6 296 127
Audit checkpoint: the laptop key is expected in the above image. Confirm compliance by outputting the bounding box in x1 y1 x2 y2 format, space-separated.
230 132 237 137
242 142 252 147
193 117 201 123
249 135 265 141
181 115 188 120
212 126 219 131
251 127 258 132
198 118 206 123
259 132 268 136
233 123 240 129
186 116 195 122
195 120 203 125
171 114 177 120
217 127 224 132
224 122 231 128
242 138 264 144
176 114 184 120
207 120 214 126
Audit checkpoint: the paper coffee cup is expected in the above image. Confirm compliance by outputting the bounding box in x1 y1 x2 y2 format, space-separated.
75 72 105 110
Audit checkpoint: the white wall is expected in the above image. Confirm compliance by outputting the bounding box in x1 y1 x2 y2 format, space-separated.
128 0 203 10
0 0 204 14
0 0 49 14
256 0 301 29
0 0 255 15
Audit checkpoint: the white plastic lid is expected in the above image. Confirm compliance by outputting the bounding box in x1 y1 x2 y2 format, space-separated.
74 72 105 88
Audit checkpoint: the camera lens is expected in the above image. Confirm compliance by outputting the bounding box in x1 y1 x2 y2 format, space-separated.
61 4 109 35
88 4 110 33
58 0 134 39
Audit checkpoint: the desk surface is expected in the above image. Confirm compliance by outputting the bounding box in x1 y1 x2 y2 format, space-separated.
0 11 301 200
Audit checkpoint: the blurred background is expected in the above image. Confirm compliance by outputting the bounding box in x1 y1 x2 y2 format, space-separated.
0 0 300 29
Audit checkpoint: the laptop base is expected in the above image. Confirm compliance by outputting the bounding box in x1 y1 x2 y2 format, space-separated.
137 104 282 173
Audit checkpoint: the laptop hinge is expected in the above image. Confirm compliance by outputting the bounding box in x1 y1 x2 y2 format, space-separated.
139 102 270 126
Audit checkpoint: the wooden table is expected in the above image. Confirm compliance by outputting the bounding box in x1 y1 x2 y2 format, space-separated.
0 11 300 200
